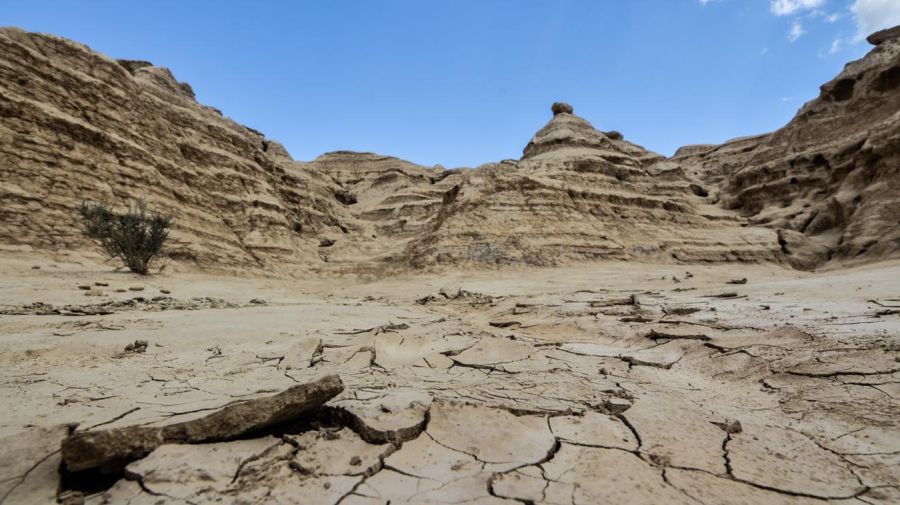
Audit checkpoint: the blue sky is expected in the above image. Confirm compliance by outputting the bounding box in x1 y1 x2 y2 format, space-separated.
2 1 899 167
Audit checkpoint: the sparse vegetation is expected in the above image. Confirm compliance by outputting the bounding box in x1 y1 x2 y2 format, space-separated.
78 200 172 275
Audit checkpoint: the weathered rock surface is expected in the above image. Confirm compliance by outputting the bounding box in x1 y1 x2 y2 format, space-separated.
676 28 900 269
0 28 347 272
394 104 782 269
4 26 898 272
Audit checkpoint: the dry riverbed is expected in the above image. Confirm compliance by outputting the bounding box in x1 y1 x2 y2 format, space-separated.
1 255 898 504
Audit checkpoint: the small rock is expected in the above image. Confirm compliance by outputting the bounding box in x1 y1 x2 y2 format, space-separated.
867 25 900 45
61 375 344 471
334 190 357 205
727 278 748 285
160 289 171 294
77 285 91 290
349 455 361 466
713 419 743 434
129 286 144 292
319 238 336 248
94 282 109 287
249 298 266 305
604 397 632 414
551 101 573 115
115 289 126 293
124 340 148 354
31 265 40 270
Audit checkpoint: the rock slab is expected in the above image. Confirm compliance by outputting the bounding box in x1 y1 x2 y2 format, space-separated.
61 374 343 471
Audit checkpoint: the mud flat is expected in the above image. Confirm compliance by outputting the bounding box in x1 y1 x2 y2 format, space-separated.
1 254 898 504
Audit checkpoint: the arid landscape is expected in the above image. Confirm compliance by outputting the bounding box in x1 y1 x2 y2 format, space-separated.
1 22 899 505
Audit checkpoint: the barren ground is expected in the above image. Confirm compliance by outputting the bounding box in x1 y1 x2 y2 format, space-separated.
1 255 899 504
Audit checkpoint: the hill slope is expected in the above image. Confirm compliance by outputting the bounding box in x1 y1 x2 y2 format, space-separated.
675 26 900 269
2 27 898 273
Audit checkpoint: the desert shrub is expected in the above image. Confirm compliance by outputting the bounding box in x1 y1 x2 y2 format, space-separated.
78 200 172 275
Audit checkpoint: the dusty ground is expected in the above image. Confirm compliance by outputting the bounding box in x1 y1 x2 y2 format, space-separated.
1 254 898 504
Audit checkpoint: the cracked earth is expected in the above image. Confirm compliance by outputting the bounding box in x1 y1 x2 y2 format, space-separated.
1 256 898 504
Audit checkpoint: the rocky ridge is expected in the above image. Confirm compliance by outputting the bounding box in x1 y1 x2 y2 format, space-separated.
2 27 899 274
676 26 900 269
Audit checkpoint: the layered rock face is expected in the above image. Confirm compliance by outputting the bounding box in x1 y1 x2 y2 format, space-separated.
394 104 781 268
677 27 900 269
0 28 347 271
2 27 898 273
295 152 458 269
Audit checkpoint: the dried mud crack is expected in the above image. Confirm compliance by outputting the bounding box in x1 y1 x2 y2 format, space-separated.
2 23 900 505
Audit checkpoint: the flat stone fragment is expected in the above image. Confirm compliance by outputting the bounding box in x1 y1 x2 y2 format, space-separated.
374 332 474 370
558 342 627 357
550 411 638 450
334 390 432 444
623 393 725 474
778 349 900 377
495 444 696 505
62 374 344 471
665 467 830 505
382 431 482 481
451 337 533 369
823 425 900 455
0 424 70 504
426 402 555 466
622 340 687 369
265 474 361 505
728 424 864 498
845 453 900 488
281 337 323 370
125 437 281 500
289 427 392 476
353 469 442 502
645 324 710 341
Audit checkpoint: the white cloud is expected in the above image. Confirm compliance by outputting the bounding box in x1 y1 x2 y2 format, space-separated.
761 47 770 55
851 0 900 41
829 38 843 53
770 0 825 16
787 21 806 41
818 37 845 57
824 12 841 22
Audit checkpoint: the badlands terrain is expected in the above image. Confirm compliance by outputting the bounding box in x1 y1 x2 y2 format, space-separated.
1 25 899 504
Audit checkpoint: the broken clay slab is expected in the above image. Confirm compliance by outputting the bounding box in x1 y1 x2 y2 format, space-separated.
61 374 344 472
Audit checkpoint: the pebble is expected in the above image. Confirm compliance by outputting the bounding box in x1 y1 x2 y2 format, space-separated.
129 286 144 291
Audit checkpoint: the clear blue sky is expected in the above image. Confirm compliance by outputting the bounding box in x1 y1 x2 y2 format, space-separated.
3 0 897 167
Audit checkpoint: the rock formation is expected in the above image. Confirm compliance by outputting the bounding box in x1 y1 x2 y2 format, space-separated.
1 26 899 274
1 23 899 504
0 28 346 272
393 103 781 269
676 27 900 269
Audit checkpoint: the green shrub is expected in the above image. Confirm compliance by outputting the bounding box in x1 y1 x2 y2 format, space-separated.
78 200 172 275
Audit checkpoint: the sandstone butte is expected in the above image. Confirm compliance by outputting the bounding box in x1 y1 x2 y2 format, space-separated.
0 26 899 505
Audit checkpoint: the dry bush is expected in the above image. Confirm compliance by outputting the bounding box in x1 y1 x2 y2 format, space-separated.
78 200 172 275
